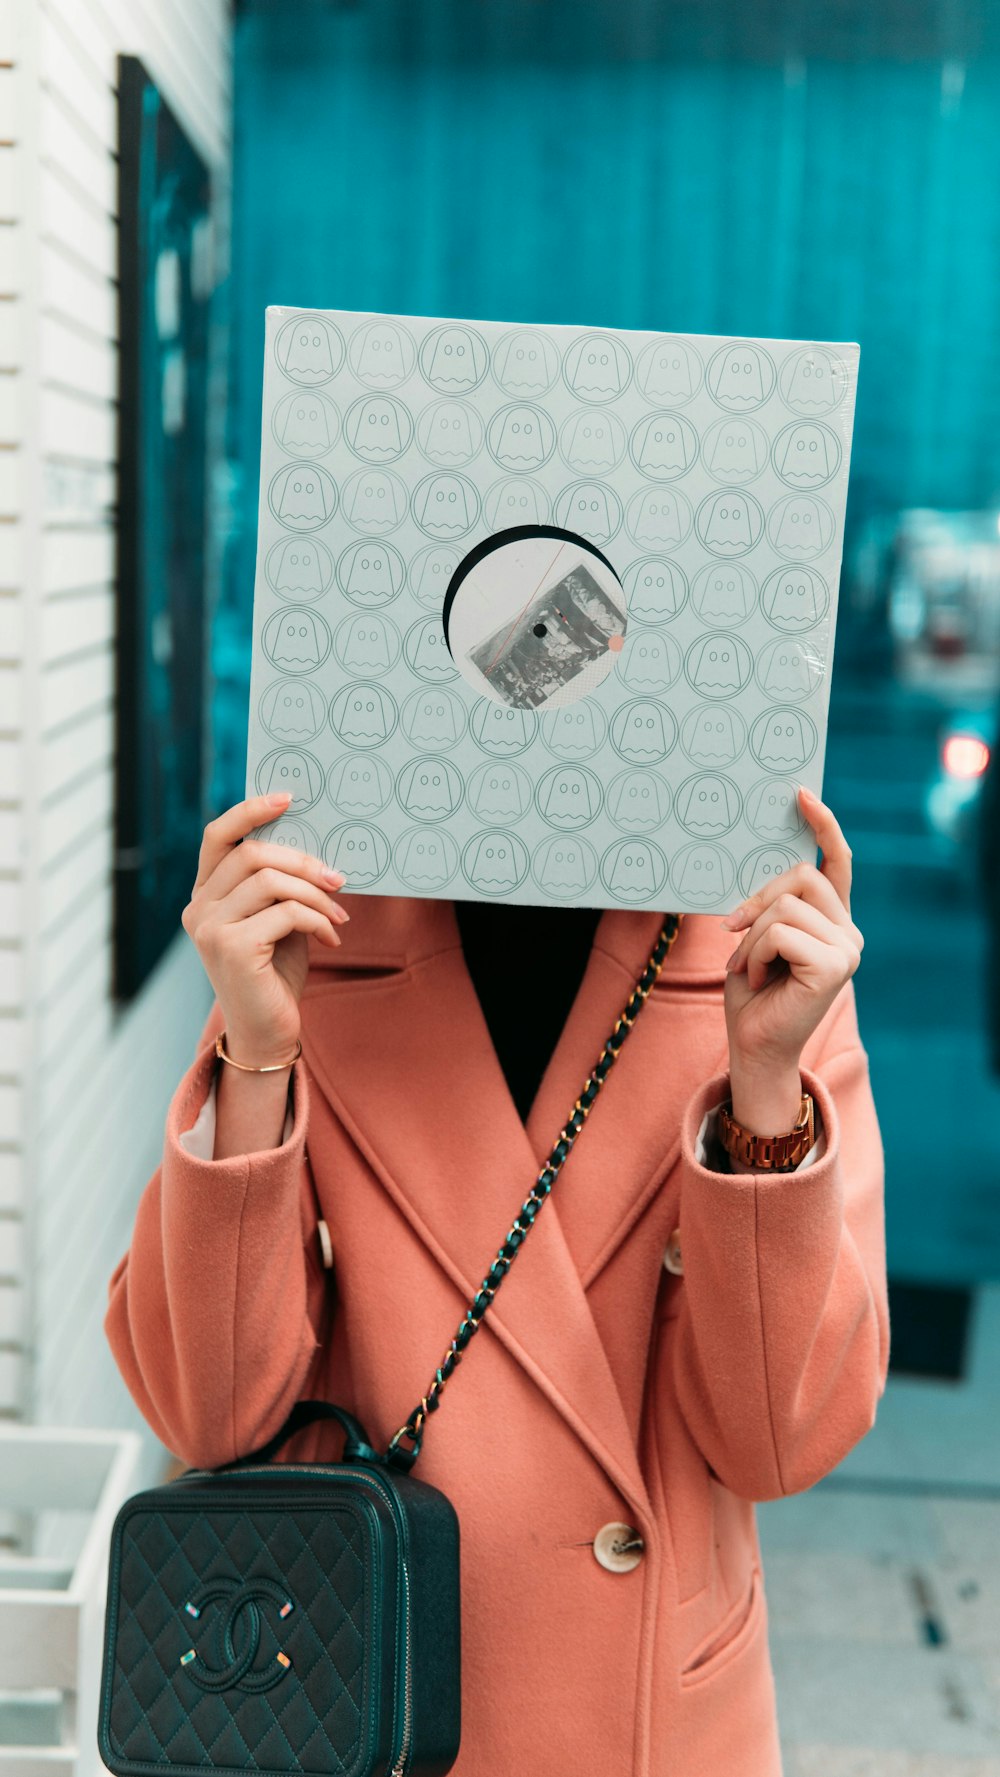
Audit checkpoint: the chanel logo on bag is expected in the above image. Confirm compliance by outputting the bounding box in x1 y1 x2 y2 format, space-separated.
177 1575 295 1691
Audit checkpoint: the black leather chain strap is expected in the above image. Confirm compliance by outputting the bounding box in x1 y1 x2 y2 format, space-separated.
386 912 685 1471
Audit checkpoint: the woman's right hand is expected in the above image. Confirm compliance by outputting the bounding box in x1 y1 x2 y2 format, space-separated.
181 791 349 1067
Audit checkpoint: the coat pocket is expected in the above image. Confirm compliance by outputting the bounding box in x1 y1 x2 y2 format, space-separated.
679 1565 765 1688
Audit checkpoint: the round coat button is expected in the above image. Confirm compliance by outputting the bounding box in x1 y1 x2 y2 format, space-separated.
593 1521 644 1573
663 1227 683 1275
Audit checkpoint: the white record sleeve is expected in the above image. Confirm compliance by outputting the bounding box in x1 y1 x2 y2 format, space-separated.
246 307 859 911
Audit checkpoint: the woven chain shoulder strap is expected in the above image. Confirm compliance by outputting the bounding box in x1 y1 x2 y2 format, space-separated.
385 912 685 1471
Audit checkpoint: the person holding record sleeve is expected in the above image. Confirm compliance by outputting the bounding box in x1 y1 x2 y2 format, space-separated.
104 778 886 1777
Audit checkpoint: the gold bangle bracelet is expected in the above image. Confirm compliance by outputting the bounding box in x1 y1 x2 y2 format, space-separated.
214 1029 302 1072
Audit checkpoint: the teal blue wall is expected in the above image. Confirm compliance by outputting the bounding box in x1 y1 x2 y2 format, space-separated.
216 2 1000 802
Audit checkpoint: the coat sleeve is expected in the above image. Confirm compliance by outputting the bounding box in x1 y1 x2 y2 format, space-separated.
668 977 889 1500
103 999 333 1471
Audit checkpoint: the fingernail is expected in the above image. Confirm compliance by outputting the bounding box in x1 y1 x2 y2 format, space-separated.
721 904 745 929
726 948 740 970
267 790 293 804
321 868 346 886
798 784 815 802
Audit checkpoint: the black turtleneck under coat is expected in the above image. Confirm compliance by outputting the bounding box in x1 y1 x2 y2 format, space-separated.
453 900 603 1124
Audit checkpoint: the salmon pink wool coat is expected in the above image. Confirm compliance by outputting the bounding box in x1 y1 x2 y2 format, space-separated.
105 898 889 1777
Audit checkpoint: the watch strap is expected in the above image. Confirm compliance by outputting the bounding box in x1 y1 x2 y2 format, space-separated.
717 1091 815 1170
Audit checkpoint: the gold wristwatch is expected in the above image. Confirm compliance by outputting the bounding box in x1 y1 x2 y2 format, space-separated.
717 1092 815 1171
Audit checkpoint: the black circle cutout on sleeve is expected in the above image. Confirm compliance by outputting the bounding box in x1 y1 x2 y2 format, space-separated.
441 525 627 713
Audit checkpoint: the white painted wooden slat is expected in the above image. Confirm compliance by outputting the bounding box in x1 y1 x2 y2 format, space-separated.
38 1016 145 1178
0 878 20 941
40 526 112 595
0 946 20 1007
42 460 114 527
0 149 17 223
0 1344 20 1398
0 1278 23 1341
0 661 18 732
35 942 110 1076
145 0 232 100
0 1137 21 1208
0 585 19 655
0 895 19 966
39 645 113 737
40 797 107 889
49 0 231 168
0 1153 20 1215
40 1100 183 1342
42 147 114 234
0 64 14 122
36 14 114 146
37 887 110 994
0 835 20 902
0 527 20 590
39 162 115 280
40 36 116 152
0 228 19 298
0 302 18 365
0 1219 21 1276
37 871 110 1002
0 1005 22 1075
0 15 16 71
39 705 110 804
40 384 115 461
40 881 111 995
40 586 112 664
0 448 19 514
42 1227 118 1366
38 936 207 1172
38 815 108 907
0 371 20 444
0 1123 15 1179
39 87 116 215
39 313 116 404
11 0 232 1453
0 735 18 800
39 240 114 340
38 53 108 149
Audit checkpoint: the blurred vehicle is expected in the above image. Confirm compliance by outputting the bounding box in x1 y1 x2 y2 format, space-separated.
844 507 1000 880
885 511 1000 868
885 508 1000 696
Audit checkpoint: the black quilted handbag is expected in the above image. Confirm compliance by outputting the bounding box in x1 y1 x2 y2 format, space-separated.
97 916 683 1777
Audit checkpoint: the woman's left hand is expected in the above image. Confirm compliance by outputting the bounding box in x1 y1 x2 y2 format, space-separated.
720 786 864 1077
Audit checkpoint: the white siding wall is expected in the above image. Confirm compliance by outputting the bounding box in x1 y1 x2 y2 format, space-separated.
0 0 231 1490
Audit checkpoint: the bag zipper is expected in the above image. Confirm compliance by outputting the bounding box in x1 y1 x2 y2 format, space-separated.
389 1555 412 1777
176 1461 414 1777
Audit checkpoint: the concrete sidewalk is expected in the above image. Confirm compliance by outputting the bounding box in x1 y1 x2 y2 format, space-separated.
759 1287 1000 1773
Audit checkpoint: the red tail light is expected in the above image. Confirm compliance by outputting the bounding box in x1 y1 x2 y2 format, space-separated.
943 734 991 780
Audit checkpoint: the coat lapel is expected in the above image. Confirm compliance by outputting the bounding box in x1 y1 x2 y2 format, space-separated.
298 896 731 1515
525 907 733 1288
